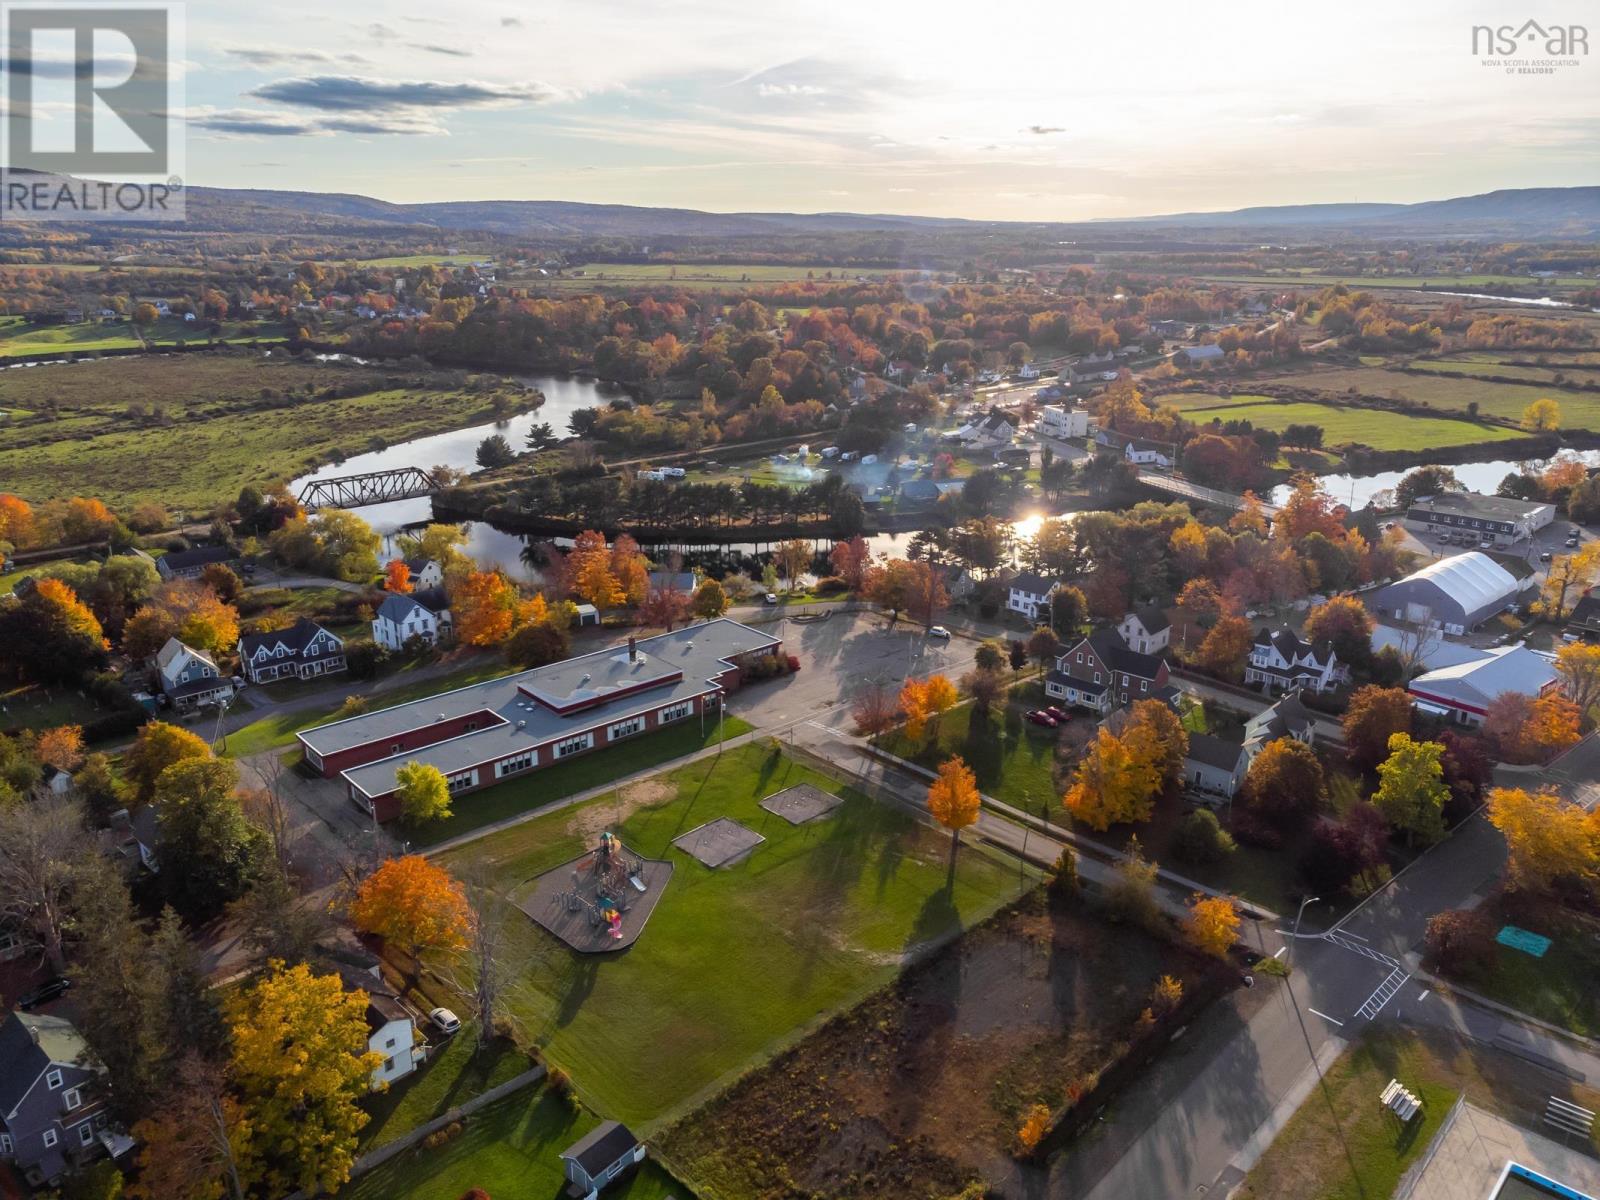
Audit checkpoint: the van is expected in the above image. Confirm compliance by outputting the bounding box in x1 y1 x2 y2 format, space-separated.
860 454 878 465
663 467 686 479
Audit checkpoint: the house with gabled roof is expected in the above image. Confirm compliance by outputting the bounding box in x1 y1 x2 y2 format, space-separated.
0 1012 122 1186
1047 629 1173 714
1117 607 1171 655
371 592 448 652
1006 572 1064 623
1245 628 1347 694
1183 733 1249 800
237 618 346 684
155 545 236 582
1243 688 1318 759
154 637 232 711
402 557 445 591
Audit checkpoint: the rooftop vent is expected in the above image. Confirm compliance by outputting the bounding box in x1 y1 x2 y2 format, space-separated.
435 713 445 722
579 673 591 685
516 720 526 729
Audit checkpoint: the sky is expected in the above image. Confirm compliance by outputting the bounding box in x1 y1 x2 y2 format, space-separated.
153 0 1600 219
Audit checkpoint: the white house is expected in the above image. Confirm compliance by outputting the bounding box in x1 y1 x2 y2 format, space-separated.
1006 573 1062 622
1243 689 1318 759
236 619 346 684
1036 404 1089 440
1117 608 1171 655
1245 628 1348 694
1017 362 1041 380
371 593 447 651
954 407 1020 449
340 969 422 1089
402 558 445 590
1184 734 1250 801
154 637 232 711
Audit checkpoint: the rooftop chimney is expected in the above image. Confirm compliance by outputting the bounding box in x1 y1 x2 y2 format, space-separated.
629 636 637 662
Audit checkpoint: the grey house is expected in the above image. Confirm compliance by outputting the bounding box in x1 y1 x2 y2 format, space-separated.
560 1121 645 1199
0 1012 118 1186
1183 734 1250 800
155 545 236 581
237 619 346 684
155 637 232 710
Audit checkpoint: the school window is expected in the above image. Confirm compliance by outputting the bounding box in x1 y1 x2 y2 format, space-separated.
658 702 693 724
554 733 594 759
46 1070 62 1090
42 1130 57 1149
496 750 535 777
63 1088 80 1110
77 1123 94 1147
465 721 477 732
608 716 645 741
390 743 402 755
445 769 476 791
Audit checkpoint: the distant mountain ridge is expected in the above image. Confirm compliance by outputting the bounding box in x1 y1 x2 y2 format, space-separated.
4 171 1598 238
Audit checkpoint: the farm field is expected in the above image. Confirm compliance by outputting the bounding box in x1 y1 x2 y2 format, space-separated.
1293 365 1600 429
0 315 290 357
429 742 1026 1130
516 261 889 291
352 253 496 267
0 353 530 510
1194 272 1587 291
1177 398 1522 450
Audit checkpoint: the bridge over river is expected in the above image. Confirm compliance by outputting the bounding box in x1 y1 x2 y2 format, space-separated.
298 467 440 511
1135 470 1280 516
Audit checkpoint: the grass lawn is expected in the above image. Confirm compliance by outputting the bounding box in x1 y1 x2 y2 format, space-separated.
1456 908 1600 1038
340 1086 683 1200
0 315 290 358
431 743 1027 1129
1237 1029 1460 1200
1180 398 1522 451
1290 365 1600 429
0 680 108 734
404 713 754 847
358 1028 532 1151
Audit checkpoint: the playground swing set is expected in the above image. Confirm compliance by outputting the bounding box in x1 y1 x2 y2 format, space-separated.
555 831 650 941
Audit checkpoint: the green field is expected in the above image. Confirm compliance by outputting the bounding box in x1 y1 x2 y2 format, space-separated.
0 353 530 510
432 743 1026 1129
516 261 884 292
357 1026 530 1151
1195 272 1586 291
0 315 291 358
340 1086 683 1200
1289 364 1600 428
1177 397 1522 450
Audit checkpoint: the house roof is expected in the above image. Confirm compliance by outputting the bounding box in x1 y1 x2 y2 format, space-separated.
0 1012 93 1114
1406 492 1551 523
1178 343 1225 361
375 593 435 625
1247 688 1316 745
403 556 436 575
647 571 698 593
1186 732 1247 772
1086 629 1165 679
1391 553 1518 615
1252 627 1334 667
898 479 942 502
1568 593 1600 628
155 636 216 675
337 967 411 1033
1367 624 1490 672
1128 606 1170 635
562 1120 638 1176
1410 644 1559 710
239 617 338 659
159 545 235 572
1008 572 1061 598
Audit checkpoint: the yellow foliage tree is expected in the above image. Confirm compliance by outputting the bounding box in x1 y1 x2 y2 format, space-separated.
1556 641 1600 718
453 570 519 646
1184 894 1240 959
349 855 470 960
1487 786 1599 894
395 760 452 824
1017 1103 1051 1154
1063 727 1161 832
123 720 212 804
900 674 958 741
1527 693 1582 759
1521 397 1561 432
927 754 981 858
226 962 382 1197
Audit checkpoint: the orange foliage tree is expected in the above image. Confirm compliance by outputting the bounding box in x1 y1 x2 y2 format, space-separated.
1063 727 1161 831
34 725 85 774
1195 615 1253 682
0 493 34 548
453 570 521 646
1184 894 1240 959
927 754 981 858
899 674 958 740
383 559 413 594
349 856 470 962
1341 685 1413 771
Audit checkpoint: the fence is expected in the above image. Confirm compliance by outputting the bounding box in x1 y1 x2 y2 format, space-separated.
1391 1094 1465 1200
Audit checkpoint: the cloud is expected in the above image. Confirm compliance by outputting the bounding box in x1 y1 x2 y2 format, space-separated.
0 50 131 79
367 23 399 40
756 82 827 98
408 43 473 58
500 16 523 27
1027 124 1065 135
225 47 369 67
188 106 442 137
249 75 559 112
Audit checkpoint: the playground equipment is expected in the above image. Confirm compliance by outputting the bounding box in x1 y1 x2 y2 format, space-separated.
551 832 649 934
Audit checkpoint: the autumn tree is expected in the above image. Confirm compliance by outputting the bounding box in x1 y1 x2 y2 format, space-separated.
1303 596 1374 669
1026 625 1059 671
1374 733 1449 846
1521 397 1561 432
609 533 650 606
1063 727 1162 831
1048 584 1090 641
1538 544 1600 619
384 559 413 594
1184 894 1240 959
1556 641 1600 719
774 538 811 592
639 585 693 631
350 855 470 962
692 577 730 619
0 493 34 548
1486 786 1598 894
851 683 899 737
1125 699 1188 786
1484 691 1581 763
62 496 118 543
1342 685 1414 771
453 569 521 646
1176 578 1225 630
927 755 981 868
1240 738 1326 828
129 1053 246 1200
828 536 872 591
226 962 382 1197
1195 615 1252 682
125 580 239 658
961 668 1006 718
34 724 85 774
395 760 452 825
0 795 87 972
1527 693 1582 760
123 721 212 805
899 674 958 740
156 758 264 920
569 530 625 609
505 619 570 669
974 639 1006 672
0 576 108 682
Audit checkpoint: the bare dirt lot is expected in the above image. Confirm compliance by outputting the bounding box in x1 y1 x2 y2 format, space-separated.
662 892 1221 1199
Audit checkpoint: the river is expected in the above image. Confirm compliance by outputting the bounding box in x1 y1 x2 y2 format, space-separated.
1269 450 1600 510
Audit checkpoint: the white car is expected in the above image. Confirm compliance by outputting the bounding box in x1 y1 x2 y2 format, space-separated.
763 593 779 605
928 626 951 639
429 1008 461 1035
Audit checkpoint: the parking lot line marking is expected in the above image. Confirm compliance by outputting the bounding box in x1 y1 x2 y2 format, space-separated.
1309 1008 1345 1027
1417 989 1430 1002
1273 947 1286 959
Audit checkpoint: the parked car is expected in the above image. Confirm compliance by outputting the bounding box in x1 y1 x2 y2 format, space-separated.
17 977 71 1010
1025 710 1058 728
763 593 779 606
1045 706 1070 722
429 1007 461 1035
928 625 950 639
1541 551 1553 562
